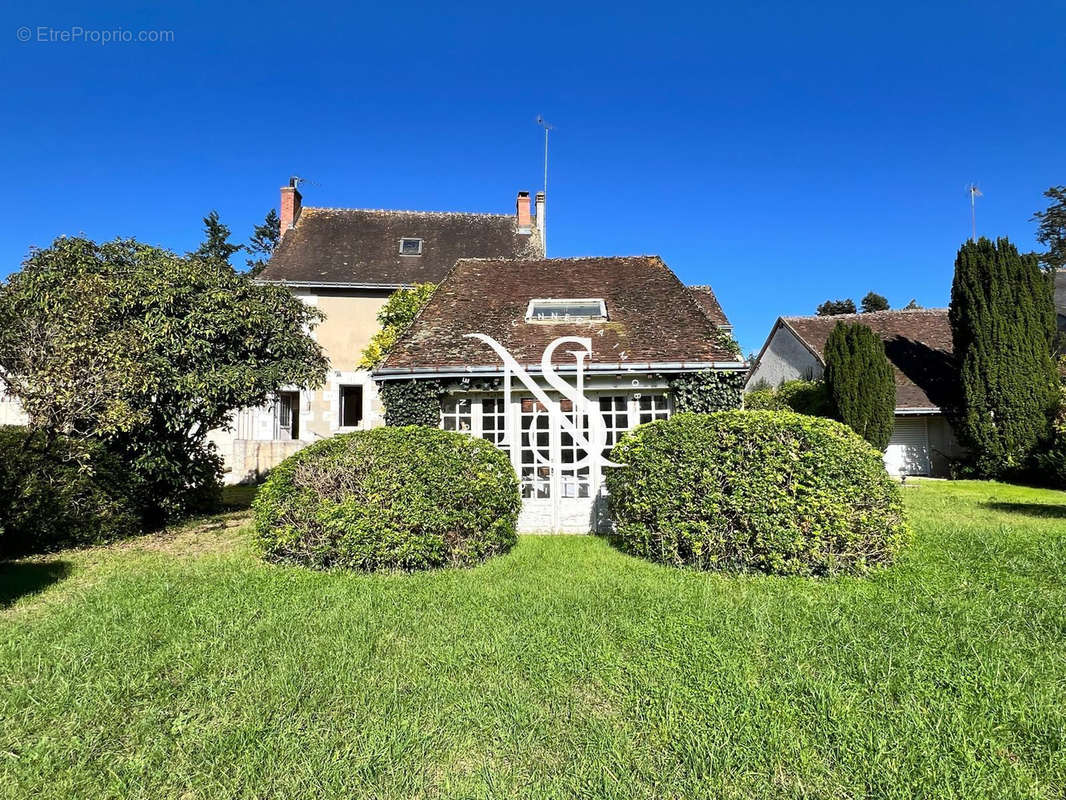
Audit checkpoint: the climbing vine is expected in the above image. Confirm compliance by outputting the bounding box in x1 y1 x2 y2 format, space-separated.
668 370 745 413
378 380 444 427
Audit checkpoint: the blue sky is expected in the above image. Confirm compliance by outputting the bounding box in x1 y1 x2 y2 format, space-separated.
2 0 1063 354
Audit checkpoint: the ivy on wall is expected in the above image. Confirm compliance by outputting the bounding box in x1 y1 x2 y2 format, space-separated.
668 370 745 413
378 380 444 427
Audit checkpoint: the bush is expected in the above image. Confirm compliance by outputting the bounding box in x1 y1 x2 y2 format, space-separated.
744 379 834 417
605 411 908 576
0 426 139 558
254 426 520 571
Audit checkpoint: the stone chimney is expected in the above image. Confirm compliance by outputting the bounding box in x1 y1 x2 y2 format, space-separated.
534 191 545 251
279 178 302 239
516 191 532 232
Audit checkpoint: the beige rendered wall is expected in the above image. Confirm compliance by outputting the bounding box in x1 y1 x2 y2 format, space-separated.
312 291 391 372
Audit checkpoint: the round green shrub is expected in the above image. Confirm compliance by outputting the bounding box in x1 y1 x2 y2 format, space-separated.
0 426 139 558
253 426 520 571
604 411 909 576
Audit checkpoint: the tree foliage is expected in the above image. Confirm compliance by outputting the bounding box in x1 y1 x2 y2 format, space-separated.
816 298 857 316
823 322 895 450
246 208 280 277
191 210 242 270
949 237 1058 477
861 292 890 313
359 283 436 368
0 236 329 523
745 379 834 417
1032 186 1066 272
903 299 923 310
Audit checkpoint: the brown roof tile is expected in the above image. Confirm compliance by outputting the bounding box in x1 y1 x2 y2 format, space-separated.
258 207 543 285
781 309 955 411
686 285 731 328
379 256 743 372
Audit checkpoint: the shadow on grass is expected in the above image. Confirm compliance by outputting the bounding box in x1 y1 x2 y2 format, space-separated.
983 502 1066 520
221 484 259 512
0 560 72 608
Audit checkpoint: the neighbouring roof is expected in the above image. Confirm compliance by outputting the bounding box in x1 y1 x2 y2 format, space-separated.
258 207 543 286
378 256 744 373
686 285 732 329
778 309 955 411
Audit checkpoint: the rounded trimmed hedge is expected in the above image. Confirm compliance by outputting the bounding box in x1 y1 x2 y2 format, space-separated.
253 426 520 571
604 411 908 576
0 425 139 558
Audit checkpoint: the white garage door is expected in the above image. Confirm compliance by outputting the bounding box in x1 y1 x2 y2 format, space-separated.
884 417 931 476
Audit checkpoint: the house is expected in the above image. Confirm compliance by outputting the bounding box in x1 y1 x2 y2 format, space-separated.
746 309 966 477
374 255 747 533
210 181 546 481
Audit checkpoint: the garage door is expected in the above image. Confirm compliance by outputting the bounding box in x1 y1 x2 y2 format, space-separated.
884 417 931 476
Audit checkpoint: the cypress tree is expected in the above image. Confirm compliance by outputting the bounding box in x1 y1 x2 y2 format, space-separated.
823 322 896 450
949 237 1058 477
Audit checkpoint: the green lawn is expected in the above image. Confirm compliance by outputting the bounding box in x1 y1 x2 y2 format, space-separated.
1 481 1064 799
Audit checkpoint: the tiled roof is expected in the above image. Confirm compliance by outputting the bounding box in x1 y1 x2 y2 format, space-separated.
781 309 955 411
258 207 543 285
686 285 731 328
378 256 743 372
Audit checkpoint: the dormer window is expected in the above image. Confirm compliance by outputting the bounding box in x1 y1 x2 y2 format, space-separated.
526 298 607 321
399 237 423 256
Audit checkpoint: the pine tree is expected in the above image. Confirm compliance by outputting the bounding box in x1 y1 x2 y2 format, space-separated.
1032 186 1066 272
948 237 1059 477
823 322 895 450
246 209 280 277
191 210 242 270
861 292 890 313
816 298 856 316
903 299 922 310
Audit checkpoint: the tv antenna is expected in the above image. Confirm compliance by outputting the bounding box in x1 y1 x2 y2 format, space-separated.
289 175 321 191
536 115 553 197
967 183 982 242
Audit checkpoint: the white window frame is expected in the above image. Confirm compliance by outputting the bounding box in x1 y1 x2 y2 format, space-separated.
525 298 607 322
398 237 423 256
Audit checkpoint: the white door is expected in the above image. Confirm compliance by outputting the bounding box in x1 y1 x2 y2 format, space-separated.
884 417 931 476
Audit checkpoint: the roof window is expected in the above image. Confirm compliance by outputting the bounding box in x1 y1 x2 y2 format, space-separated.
399 237 423 256
526 298 607 321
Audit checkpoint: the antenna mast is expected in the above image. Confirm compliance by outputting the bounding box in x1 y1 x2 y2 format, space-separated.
967 183 982 242
537 115 552 197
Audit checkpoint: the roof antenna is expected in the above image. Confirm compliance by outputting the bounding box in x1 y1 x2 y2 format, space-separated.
536 116 553 198
967 183 982 242
290 175 321 191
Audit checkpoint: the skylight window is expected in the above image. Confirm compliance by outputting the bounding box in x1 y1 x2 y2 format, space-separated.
399 237 423 256
526 298 607 321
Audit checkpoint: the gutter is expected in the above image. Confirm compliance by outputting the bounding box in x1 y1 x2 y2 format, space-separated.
374 361 749 381
256 280 409 290
894 407 941 416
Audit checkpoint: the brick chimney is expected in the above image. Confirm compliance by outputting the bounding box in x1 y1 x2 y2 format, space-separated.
279 178 302 239
516 191 532 232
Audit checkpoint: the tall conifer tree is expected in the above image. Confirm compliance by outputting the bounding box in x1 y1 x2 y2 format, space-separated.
823 322 895 450
948 237 1058 476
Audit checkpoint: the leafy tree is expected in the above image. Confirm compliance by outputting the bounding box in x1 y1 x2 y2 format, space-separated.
745 379 834 417
903 299 922 310
0 236 329 524
816 298 856 316
359 283 437 368
823 322 895 450
191 210 242 269
246 208 280 277
1032 186 1066 272
949 237 1058 477
861 292 890 313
